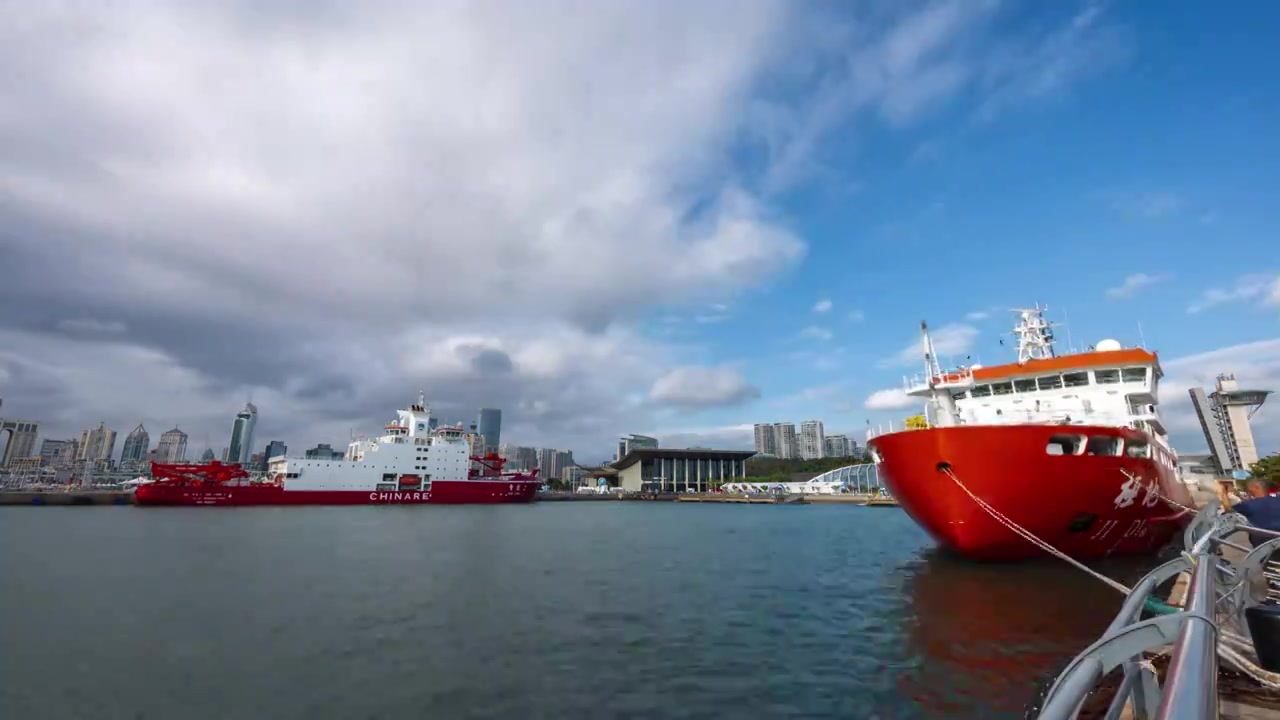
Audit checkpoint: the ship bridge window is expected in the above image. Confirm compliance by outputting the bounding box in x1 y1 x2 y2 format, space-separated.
1125 441 1151 459
971 385 993 397
1063 372 1089 388
1085 436 1123 457
1121 367 1148 383
1014 379 1037 393
1047 434 1085 455
991 382 1013 396
1095 369 1120 384
1037 375 1063 390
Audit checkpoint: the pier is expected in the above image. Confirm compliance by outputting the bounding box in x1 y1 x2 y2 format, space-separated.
1034 497 1280 719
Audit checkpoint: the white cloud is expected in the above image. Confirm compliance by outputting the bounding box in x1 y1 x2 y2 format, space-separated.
0 1 813 457
757 0 1127 192
800 325 834 342
964 310 990 321
1160 339 1280 455
1105 272 1169 299
864 388 920 411
882 323 978 367
652 423 755 451
972 0 1131 122
0 323 693 459
813 299 833 313
649 366 760 408
1187 273 1280 314
55 318 128 335
847 309 866 322
0 2 1142 459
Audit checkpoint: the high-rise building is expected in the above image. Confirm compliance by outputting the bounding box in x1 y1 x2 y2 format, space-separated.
823 434 851 458
264 440 287 463
772 423 798 459
555 450 574 478
227 402 258 465
38 438 78 468
1189 374 1272 474
200 448 216 463
305 443 343 460
498 444 539 472
120 423 150 465
531 447 576 480
753 423 778 456
616 434 658 462
0 400 39 467
78 422 117 463
476 408 502 453
155 428 189 463
799 420 825 460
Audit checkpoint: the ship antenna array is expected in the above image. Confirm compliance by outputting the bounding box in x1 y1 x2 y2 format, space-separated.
1010 304 1057 363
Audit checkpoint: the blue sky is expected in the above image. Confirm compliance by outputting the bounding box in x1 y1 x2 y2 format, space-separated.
0 0 1277 463
641 0 1280 456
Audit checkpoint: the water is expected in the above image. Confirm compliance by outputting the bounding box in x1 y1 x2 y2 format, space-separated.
0 503 1154 719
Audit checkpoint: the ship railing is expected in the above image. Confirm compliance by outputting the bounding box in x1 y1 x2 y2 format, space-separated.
902 368 975 394
1034 503 1280 719
866 409 1143 441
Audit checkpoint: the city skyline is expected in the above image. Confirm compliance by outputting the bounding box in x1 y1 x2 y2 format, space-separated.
0 4 1276 462
0 399 596 474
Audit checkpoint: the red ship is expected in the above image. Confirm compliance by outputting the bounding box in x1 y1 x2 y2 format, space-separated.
867 308 1194 561
134 395 541 506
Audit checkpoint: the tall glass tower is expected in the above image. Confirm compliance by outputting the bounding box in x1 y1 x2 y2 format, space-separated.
227 402 258 466
476 408 501 453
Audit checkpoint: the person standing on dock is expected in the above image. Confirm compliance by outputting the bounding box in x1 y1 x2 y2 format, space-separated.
1218 479 1280 545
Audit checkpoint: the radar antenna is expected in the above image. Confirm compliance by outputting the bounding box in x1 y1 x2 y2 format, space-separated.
1010 305 1057 363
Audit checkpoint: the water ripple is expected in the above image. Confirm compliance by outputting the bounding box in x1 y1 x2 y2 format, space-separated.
0 504 1148 719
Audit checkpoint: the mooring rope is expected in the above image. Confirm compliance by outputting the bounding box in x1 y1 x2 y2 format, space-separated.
940 465 1132 595
950 463 1280 697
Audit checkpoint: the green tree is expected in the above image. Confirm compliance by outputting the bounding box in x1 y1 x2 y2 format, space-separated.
1250 454 1280 490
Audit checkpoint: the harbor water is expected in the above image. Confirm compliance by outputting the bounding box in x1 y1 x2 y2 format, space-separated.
0 503 1158 719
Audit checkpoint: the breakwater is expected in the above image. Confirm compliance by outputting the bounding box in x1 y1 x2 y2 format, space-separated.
0 490 134 506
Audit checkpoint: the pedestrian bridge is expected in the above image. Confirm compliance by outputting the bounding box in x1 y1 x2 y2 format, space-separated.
720 462 883 495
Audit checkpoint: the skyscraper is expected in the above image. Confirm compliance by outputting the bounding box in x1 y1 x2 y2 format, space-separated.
78 422 117 463
227 402 258 465
772 423 798 459
799 420 825 460
264 440 287 464
823 434 851 458
753 423 778 455
120 423 150 465
156 428 189 463
476 408 502 452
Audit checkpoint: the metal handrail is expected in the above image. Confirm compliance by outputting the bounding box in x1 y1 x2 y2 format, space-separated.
1155 554 1219 719
1034 506 1259 719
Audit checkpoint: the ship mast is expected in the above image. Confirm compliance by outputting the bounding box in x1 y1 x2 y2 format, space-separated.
921 321 960 427
1011 305 1057 363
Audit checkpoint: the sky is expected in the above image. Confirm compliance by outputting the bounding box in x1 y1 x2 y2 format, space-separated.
0 0 1278 464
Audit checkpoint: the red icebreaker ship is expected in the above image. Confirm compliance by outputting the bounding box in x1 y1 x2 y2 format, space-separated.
135 395 541 506
867 307 1194 561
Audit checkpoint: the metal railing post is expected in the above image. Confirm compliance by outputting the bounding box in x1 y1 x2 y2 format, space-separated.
1155 555 1219 719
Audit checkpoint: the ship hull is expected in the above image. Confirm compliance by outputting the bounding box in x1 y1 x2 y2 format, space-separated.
134 478 541 506
868 424 1194 562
